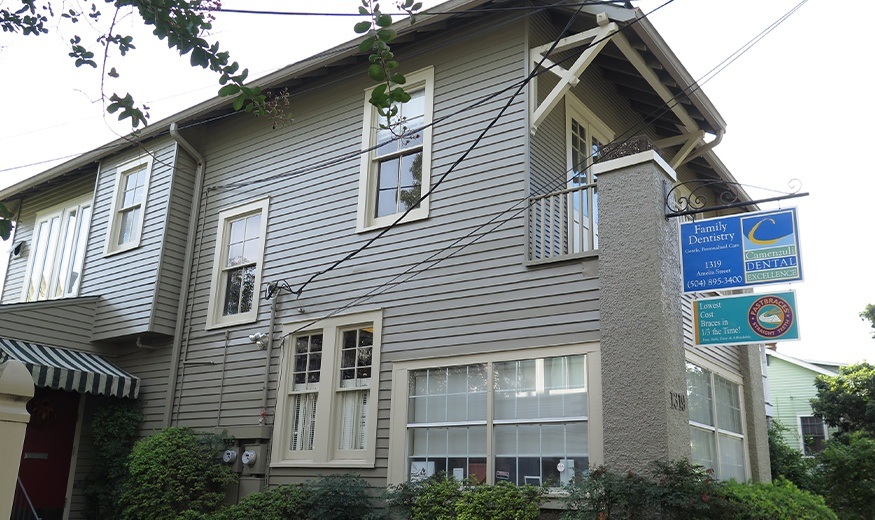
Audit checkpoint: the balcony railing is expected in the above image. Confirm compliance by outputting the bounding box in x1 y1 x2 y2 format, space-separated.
526 182 598 263
11 477 41 520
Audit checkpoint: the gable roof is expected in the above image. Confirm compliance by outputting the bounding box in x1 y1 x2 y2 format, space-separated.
767 349 841 377
1 0 734 202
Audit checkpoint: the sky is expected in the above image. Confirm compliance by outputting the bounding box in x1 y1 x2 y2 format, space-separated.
1 0 873 363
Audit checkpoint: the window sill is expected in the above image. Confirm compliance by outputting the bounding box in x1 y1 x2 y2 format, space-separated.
104 240 142 257
270 459 376 469
206 312 259 330
356 208 429 234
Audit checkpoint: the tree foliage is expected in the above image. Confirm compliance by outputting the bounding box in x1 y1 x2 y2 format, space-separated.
811 432 875 520
811 362 875 436
767 420 815 491
861 303 875 339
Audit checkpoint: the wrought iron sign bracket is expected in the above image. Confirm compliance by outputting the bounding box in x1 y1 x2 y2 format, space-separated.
664 178 808 219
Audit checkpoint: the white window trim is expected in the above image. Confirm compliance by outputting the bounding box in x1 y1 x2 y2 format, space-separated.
387 343 603 485
205 197 269 329
20 194 93 302
104 156 153 256
685 354 751 482
271 309 383 468
356 66 434 232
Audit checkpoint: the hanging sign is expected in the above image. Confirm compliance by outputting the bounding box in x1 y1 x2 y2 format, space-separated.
680 208 802 293
693 290 800 346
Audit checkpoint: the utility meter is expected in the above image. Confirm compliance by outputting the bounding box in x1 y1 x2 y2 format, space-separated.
222 449 238 464
241 450 258 466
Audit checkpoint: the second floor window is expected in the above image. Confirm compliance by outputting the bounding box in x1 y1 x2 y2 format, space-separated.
23 196 92 302
206 198 269 328
106 157 152 254
357 67 434 231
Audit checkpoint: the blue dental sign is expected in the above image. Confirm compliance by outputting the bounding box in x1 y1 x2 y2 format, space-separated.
680 208 802 293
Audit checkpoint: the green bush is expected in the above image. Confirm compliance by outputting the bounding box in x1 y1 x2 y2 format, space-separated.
387 475 543 520
83 398 143 520
387 474 464 520
119 427 237 520
768 420 816 490
308 474 379 520
724 478 837 520
209 484 312 520
562 460 734 520
456 481 544 520
812 432 875 520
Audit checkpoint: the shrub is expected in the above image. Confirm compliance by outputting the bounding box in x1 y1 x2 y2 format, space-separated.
119 427 237 520
308 474 379 520
812 432 875 520
562 460 734 520
723 478 837 520
456 481 544 520
82 398 143 520
386 474 464 520
209 484 312 520
767 420 816 490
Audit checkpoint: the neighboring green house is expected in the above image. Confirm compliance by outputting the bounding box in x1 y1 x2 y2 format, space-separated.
766 349 842 455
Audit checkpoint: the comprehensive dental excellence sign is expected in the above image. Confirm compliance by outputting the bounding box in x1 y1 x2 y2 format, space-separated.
680 208 802 293
693 291 800 347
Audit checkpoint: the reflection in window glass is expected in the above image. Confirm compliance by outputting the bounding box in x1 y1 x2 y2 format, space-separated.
406 355 587 486
687 363 746 481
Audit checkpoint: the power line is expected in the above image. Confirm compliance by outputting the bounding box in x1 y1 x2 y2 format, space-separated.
282 0 807 336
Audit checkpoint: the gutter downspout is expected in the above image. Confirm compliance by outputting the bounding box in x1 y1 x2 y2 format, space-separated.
681 129 724 166
164 122 206 427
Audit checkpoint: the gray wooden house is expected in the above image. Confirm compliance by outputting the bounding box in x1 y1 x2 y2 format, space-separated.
0 0 770 516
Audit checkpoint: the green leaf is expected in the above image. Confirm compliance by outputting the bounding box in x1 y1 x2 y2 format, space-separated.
367 64 385 82
218 84 240 97
376 14 392 27
358 6 369 15
377 28 396 42
353 21 372 34
233 93 245 111
358 36 376 53
390 73 406 85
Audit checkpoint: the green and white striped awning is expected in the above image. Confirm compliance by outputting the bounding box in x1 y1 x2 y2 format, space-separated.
0 338 140 399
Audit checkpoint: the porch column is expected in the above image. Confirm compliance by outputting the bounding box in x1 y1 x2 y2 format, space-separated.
0 359 34 517
595 149 691 473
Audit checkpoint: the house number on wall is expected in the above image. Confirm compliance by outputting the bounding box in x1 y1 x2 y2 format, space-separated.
670 392 687 411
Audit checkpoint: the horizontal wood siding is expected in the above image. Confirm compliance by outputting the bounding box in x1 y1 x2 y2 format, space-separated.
86 140 178 340
166 14 607 488
152 148 197 335
0 297 99 351
1 172 96 304
767 355 822 449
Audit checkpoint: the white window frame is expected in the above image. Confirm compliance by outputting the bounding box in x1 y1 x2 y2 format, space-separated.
387 343 603 486
798 414 829 456
565 95 613 253
357 66 434 232
686 355 750 482
21 194 93 302
104 156 153 255
271 309 383 468
206 197 269 329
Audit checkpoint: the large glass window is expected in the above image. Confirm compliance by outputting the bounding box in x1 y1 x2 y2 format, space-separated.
23 196 92 301
272 310 382 467
687 362 747 481
405 354 588 486
358 67 434 231
106 157 152 254
206 198 268 328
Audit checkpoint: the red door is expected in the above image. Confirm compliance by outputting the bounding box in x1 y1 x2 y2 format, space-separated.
19 387 80 520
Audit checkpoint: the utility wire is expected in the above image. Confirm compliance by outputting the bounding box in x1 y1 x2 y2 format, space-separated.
290 0 591 298
282 0 806 336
